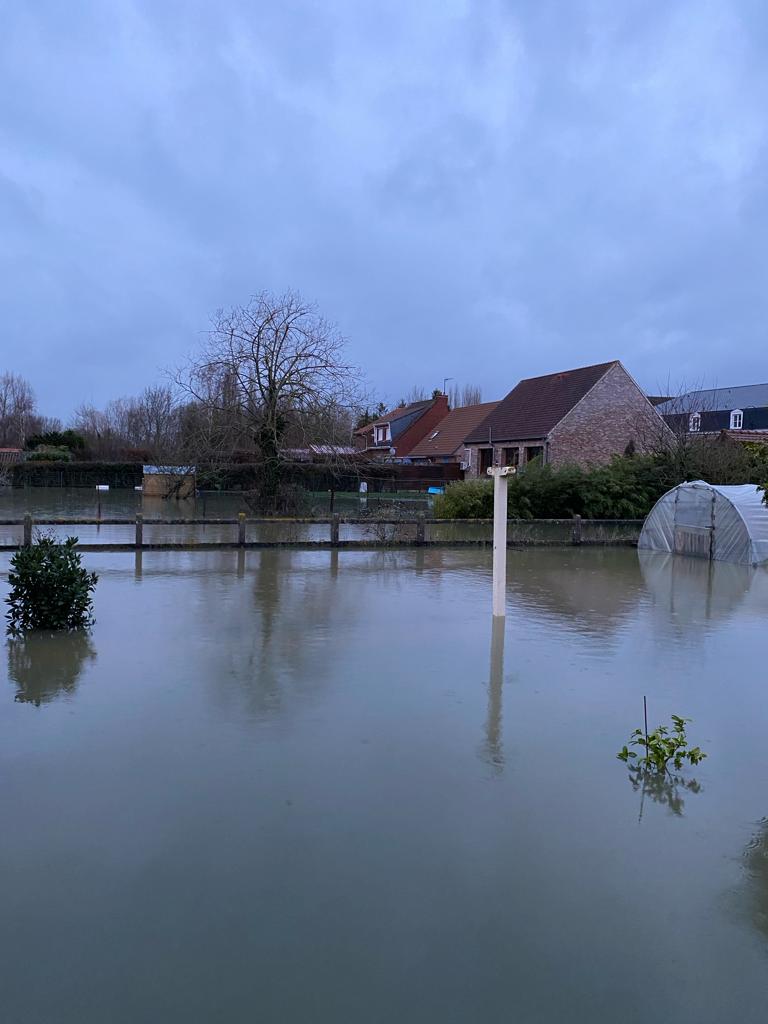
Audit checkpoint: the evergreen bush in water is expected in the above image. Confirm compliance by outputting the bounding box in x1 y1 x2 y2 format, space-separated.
6 536 98 635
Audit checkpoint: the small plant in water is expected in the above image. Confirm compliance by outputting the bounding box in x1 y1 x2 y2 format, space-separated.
6 535 98 635
617 711 706 775
618 700 707 819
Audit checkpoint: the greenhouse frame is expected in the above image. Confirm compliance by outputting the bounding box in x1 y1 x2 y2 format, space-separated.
638 481 768 566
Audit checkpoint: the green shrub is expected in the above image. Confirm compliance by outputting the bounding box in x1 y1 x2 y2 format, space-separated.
26 446 72 462
433 479 495 518
434 455 670 520
26 429 86 452
6 537 98 635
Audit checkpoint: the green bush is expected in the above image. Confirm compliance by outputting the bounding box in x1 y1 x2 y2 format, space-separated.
433 479 494 518
434 455 670 520
26 429 86 452
6 537 98 635
27 446 72 462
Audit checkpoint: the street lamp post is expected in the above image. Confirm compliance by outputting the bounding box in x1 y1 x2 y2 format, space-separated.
486 464 515 617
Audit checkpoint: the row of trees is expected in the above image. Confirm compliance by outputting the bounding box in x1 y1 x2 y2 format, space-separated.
6 290 487 505
6 287 764 509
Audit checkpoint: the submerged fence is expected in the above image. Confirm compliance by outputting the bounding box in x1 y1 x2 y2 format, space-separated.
0 514 644 551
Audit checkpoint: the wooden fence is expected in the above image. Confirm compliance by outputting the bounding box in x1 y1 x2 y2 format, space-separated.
0 514 644 552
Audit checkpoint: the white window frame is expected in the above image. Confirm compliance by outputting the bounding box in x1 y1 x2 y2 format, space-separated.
730 409 743 430
689 412 701 433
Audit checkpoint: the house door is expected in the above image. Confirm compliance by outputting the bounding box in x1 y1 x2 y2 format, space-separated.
479 448 493 473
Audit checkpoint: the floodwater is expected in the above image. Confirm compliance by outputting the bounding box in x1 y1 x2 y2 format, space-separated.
1 547 767 1023
0 486 434 546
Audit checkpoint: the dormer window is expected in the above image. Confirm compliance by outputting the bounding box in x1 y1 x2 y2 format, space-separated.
689 412 701 433
730 409 743 430
375 424 390 444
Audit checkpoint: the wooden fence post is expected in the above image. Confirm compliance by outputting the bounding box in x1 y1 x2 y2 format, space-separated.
572 514 582 545
416 513 426 546
238 512 246 547
23 513 32 548
330 513 340 547
135 513 143 550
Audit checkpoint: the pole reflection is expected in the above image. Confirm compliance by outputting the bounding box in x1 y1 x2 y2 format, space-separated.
483 616 506 770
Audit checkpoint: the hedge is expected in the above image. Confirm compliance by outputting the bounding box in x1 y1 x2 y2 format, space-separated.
11 462 144 489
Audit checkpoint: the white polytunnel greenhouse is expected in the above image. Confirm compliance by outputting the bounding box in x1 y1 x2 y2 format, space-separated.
638 481 768 566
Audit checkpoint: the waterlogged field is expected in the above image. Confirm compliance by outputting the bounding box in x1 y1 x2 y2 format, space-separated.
1 547 767 1023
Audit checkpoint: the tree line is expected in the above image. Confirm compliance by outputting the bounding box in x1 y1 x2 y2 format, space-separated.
3 289 485 507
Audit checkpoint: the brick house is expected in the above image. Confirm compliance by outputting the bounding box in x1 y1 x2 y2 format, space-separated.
464 360 667 475
408 401 499 468
353 394 450 459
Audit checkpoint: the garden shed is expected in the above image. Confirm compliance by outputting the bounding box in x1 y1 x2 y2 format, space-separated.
142 465 196 499
638 481 768 565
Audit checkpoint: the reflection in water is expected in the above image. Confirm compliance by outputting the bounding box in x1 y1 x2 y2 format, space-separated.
507 549 645 641
7 631 97 706
205 550 362 719
744 819 768 942
626 768 702 820
482 617 506 770
639 552 760 629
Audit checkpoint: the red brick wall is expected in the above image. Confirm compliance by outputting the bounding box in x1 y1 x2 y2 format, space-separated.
395 396 450 457
548 362 669 466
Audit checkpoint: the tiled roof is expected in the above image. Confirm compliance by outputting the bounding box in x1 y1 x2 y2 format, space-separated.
466 361 618 443
409 402 500 458
353 399 433 435
655 384 768 415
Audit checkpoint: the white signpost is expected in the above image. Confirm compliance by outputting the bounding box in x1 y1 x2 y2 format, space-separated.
487 465 516 617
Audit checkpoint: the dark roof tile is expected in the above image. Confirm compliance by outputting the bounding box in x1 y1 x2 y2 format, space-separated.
409 402 500 458
466 361 618 443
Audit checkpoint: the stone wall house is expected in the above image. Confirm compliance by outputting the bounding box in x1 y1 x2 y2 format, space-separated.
464 360 668 475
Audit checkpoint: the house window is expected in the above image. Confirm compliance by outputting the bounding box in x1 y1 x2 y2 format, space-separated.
689 412 701 433
479 448 493 473
730 409 743 430
375 425 389 444
525 446 544 464
502 447 519 467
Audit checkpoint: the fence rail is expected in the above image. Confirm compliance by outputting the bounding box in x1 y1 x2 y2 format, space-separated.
0 514 644 552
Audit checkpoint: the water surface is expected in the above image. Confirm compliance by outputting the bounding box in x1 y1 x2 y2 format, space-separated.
1 548 766 1023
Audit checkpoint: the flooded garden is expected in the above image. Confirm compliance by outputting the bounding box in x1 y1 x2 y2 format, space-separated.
1 535 767 1023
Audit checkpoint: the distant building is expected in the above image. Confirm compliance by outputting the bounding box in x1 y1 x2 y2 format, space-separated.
655 384 768 439
463 360 666 474
0 448 24 466
409 401 499 469
142 465 196 498
282 445 360 463
353 395 450 460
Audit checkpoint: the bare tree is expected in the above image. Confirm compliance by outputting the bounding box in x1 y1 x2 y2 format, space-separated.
176 290 362 507
448 383 483 408
132 385 178 454
0 372 36 447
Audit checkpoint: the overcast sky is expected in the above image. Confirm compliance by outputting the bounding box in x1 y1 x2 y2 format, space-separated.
2 0 766 418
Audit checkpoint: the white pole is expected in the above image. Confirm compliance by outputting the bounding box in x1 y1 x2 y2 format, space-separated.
487 465 513 617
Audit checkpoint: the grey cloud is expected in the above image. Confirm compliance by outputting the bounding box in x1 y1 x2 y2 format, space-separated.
1 0 767 416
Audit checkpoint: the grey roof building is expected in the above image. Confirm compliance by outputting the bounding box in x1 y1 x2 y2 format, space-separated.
656 383 768 435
